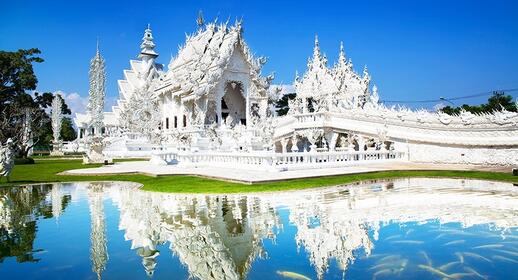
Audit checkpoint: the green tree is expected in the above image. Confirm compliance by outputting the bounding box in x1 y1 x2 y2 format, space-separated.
61 117 76 141
275 92 296 116
0 49 74 157
441 91 517 115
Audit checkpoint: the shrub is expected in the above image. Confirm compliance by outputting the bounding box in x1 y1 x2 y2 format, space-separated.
14 157 35 165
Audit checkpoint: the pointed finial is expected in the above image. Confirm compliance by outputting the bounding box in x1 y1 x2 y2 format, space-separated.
313 34 321 59
340 41 344 53
95 37 100 56
197 10 204 27
147 23 151 30
363 65 370 79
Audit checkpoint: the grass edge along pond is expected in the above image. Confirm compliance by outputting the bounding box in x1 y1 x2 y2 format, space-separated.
1 159 517 194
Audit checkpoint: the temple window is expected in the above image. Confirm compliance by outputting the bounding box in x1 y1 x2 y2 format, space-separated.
183 115 187 127
166 117 169 129
174 116 178 128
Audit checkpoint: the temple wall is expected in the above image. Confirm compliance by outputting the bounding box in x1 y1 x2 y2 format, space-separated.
404 142 518 166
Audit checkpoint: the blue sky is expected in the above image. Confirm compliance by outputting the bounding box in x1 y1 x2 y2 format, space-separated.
2 0 517 113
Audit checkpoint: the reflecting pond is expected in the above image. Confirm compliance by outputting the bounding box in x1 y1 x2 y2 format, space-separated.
1 178 518 279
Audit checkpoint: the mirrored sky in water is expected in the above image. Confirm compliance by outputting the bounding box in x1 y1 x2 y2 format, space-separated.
1 178 518 279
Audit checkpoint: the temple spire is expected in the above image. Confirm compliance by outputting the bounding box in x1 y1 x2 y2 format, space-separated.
96 38 100 56
88 42 106 136
196 10 204 27
139 24 158 61
313 35 321 59
338 42 346 64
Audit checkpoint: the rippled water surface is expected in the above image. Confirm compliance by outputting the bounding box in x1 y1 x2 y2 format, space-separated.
1 178 518 279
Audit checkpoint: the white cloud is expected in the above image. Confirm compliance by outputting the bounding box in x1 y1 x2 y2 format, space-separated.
271 84 296 96
54 90 88 116
54 90 118 116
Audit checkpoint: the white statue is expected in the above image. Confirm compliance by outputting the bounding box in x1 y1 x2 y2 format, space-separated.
83 137 112 164
0 138 16 182
50 94 64 156
339 135 347 148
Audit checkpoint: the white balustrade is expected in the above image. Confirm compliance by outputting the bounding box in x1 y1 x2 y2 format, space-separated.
152 150 405 171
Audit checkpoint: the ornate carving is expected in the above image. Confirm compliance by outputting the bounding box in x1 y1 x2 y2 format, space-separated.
88 44 106 135
51 94 63 147
0 139 16 182
120 86 162 142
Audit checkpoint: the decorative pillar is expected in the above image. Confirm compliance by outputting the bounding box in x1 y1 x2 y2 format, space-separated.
357 136 366 151
302 98 308 114
291 135 299 152
348 136 355 152
327 131 338 151
245 89 250 128
280 138 288 154
216 97 222 126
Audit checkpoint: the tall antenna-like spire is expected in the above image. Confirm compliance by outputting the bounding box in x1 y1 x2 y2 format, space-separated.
338 41 347 65
197 10 204 27
96 37 100 56
313 34 321 60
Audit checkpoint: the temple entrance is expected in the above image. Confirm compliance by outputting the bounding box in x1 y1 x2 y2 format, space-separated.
221 81 246 126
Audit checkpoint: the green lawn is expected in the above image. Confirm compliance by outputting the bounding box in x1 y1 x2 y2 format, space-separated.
1 159 517 193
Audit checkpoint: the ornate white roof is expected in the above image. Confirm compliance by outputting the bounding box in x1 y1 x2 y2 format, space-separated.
295 36 338 100
156 20 271 99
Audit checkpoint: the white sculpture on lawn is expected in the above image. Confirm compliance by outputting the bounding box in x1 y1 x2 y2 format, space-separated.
71 16 518 167
0 138 16 182
50 94 64 156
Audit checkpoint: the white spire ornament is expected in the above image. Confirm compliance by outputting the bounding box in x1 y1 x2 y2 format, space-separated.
139 24 159 61
50 94 64 156
119 25 163 143
330 42 372 110
294 35 338 113
87 41 106 136
196 10 205 27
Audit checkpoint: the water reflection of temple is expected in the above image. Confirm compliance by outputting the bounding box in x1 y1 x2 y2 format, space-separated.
108 188 281 279
104 178 518 279
287 194 374 279
2 179 518 280
88 183 109 280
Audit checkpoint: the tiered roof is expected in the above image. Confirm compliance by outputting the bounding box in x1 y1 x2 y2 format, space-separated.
294 36 372 109
111 26 163 122
156 20 271 99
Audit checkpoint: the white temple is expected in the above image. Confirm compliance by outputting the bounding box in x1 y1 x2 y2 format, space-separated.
72 17 518 168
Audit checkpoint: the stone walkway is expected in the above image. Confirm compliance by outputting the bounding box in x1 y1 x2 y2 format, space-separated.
62 160 513 184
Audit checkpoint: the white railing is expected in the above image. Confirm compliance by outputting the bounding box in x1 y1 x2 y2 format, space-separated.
151 150 406 171
293 112 327 124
